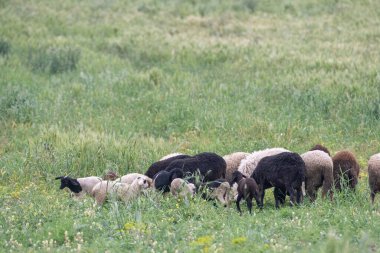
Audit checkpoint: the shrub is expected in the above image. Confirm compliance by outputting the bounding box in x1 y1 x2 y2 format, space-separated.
28 46 81 74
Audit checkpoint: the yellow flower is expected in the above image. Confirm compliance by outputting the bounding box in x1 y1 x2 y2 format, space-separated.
191 236 213 246
124 222 136 231
11 191 20 199
231 237 247 245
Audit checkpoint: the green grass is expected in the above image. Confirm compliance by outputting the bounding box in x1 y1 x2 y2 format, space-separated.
1 0 380 252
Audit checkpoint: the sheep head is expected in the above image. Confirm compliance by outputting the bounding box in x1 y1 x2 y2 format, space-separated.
136 177 151 189
230 171 246 185
55 176 82 193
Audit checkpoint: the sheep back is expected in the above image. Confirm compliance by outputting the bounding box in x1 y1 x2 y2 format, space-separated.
120 173 153 187
223 152 250 182
165 152 226 182
145 154 191 178
310 144 331 156
301 150 333 201
332 150 360 190
160 153 185 161
238 148 290 177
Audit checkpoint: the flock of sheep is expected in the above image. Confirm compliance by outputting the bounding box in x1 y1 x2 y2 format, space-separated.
55 144 380 214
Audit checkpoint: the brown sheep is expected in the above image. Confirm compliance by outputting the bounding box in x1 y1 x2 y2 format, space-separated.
223 152 250 182
103 171 119 181
332 150 360 191
310 144 331 156
301 150 334 201
368 153 380 204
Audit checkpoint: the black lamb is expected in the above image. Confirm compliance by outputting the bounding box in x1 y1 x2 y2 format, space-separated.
231 171 260 214
153 168 184 192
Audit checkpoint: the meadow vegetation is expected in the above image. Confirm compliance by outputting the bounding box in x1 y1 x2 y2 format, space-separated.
1 0 380 252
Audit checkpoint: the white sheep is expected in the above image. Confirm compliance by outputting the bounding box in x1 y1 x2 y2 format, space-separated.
368 153 380 204
92 177 150 205
55 176 102 199
223 152 250 182
301 150 334 201
118 173 153 187
159 153 185 161
238 148 290 177
170 178 196 198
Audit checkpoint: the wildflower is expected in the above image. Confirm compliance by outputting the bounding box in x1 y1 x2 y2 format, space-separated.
190 236 213 246
231 237 247 245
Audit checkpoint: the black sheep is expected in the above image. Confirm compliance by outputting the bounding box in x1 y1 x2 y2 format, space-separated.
153 168 183 192
231 171 260 214
145 154 191 179
165 152 226 181
251 152 306 208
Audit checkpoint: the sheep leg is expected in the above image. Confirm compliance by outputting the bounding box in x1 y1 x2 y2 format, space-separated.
287 186 295 206
246 197 253 214
273 188 281 209
236 194 243 215
307 188 317 202
295 187 303 204
371 192 376 205
259 189 265 209
274 187 286 208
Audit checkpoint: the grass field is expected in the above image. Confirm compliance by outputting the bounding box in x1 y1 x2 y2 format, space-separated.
1 0 380 252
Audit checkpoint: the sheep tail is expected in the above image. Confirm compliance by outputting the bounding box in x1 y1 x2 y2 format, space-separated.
301 181 306 196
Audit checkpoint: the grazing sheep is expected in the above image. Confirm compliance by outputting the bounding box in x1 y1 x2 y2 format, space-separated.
251 152 306 208
301 150 334 201
170 178 196 198
368 153 380 204
145 154 191 179
165 152 226 181
310 144 331 156
332 150 360 191
119 173 153 187
238 148 290 177
160 153 185 161
55 176 102 198
199 179 232 206
231 171 260 214
92 177 150 205
223 152 250 182
153 168 184 192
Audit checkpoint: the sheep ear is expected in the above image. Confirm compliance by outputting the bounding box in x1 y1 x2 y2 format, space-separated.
55 176 64 180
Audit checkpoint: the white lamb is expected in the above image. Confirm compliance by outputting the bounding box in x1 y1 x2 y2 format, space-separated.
118 173 153 187
170 178 196 198
91 177 150 205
